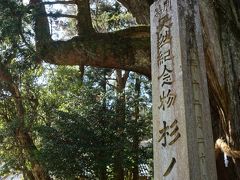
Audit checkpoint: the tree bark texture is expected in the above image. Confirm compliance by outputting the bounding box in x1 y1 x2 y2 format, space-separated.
200 0 240 179
32 0 240 178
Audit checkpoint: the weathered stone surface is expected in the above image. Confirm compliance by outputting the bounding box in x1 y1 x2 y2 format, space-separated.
151 0 217 179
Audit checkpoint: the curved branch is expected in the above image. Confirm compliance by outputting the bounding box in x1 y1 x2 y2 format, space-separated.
0 63 25 126
18 16 36 54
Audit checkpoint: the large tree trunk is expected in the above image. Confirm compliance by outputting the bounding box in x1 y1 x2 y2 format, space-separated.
199 0 240 179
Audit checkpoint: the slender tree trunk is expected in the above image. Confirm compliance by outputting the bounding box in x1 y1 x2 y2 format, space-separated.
113 70 129 180
16 129 51 180
0 63 51 180
98 69 108 180
132 75 140 180
99 166 107 180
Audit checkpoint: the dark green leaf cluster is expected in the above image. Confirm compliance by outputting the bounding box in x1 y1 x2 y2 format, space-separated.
35 67 152 179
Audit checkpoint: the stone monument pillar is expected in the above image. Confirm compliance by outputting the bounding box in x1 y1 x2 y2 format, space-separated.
151 0 217 179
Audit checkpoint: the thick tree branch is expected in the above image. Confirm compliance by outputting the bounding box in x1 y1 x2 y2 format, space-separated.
39 26 151 77
32 0 151 77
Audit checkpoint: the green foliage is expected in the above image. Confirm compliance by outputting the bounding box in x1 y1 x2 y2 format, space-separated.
0 65 44 176
0 1 152 179
34 66 152 179
0 1 43 176
91 1 136 32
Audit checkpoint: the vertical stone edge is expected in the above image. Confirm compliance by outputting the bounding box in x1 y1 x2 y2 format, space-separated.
150 4 161 179
150 0 218 179
193 0 218 179
176 0 218 179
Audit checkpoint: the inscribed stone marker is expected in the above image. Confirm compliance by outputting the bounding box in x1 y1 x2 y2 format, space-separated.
150 0 217 179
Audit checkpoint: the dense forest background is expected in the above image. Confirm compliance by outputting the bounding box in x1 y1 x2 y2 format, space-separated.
0 0 240 179
0 1 152 179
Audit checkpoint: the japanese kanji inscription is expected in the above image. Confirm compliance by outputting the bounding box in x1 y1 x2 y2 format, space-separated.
151 0 217 179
